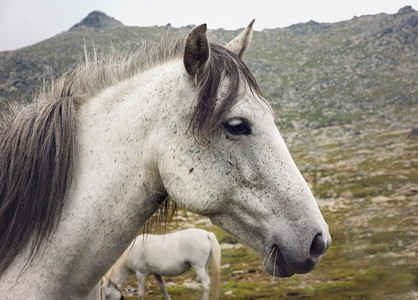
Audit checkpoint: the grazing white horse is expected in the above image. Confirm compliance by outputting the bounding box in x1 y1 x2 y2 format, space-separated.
0 20 331 299
101 229 221 300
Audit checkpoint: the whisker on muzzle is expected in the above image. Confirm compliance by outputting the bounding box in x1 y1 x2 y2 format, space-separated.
273 245 279 277
263 246 276 270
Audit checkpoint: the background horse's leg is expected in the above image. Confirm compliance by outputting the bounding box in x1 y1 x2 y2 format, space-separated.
193 266 211 300
153 274 171 300
135 271 147 300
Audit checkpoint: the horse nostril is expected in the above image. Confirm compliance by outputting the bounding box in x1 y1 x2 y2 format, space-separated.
310 233 327 257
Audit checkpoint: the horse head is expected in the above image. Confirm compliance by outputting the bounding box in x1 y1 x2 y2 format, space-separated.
101 277 124 300
158 21 331 277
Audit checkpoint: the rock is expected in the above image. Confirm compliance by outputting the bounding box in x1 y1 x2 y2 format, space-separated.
396 6 416 16
401 15 418 28
220 243 244 250
325 191 335 198
407 128 418 138
371 196 391 203
398 184 418 195
165 282 176 287
69 11 122 31
290 120 300 130
340 191 353 199
183 279 201 289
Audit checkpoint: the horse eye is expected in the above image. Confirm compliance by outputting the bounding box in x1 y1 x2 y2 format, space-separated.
223 117 251 136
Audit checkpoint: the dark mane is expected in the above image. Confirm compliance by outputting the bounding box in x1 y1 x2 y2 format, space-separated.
0 96 76 277
190 43 264 143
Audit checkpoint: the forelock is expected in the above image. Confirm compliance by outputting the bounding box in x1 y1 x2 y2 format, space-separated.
190 43 263 143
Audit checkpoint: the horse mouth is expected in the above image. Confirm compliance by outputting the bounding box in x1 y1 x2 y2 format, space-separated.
263 245 295 277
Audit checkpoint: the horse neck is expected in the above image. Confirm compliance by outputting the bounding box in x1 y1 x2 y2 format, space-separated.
4 60 187 298
109 257 130 287
61 61 187 288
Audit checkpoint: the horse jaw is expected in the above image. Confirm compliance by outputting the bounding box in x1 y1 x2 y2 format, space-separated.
209 189 330 278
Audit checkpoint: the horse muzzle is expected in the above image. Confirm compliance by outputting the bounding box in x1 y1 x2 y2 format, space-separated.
264 232 331 277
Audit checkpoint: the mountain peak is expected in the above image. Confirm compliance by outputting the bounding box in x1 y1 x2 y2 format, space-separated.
69 11 123 31
396 5 416 16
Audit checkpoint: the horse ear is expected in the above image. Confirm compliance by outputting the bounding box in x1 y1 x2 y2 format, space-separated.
225 19 255 58
184 24 210 77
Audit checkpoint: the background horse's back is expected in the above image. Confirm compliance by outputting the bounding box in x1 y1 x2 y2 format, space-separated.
102 228 221 300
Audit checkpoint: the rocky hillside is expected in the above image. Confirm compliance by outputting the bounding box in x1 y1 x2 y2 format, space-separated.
1 7 417 118
0 7 417 299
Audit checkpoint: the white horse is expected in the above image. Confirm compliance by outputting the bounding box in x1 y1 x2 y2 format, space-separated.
0 20 331 299
101 228 221 300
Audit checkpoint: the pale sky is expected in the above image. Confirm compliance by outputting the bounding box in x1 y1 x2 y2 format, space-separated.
0 0 416 51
